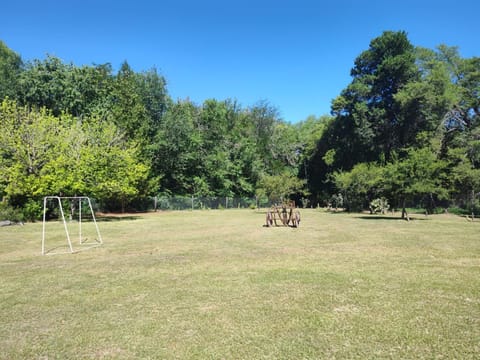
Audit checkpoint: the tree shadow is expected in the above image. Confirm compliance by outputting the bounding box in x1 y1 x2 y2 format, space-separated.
355 215 428 221
96 215 142 222
325 211 348 215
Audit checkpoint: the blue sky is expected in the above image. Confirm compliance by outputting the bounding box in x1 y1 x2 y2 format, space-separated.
1 0 478 122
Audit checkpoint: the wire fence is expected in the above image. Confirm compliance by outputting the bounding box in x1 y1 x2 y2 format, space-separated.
152 196 276 211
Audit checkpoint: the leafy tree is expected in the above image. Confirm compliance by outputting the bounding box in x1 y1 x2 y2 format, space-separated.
17 55 76 116
256 171 306 203
197 99 234 196
307 32 419 203
450 159 480 212
333 148 448 217
136 67 169 130
331 31 419 162
303 113 357 203
225 108 264 196
110 61 149 141
0 99 149 213
296 115 332 157
249 100 280 171
16 55 115 118
395 46 458 149
333 162 384 211
69 63 115 118
155 100 202 195
451 54 480 130
0 40 22 100
80 119 150 212
269 122 302 174
383 148 448 218
0 99 66 205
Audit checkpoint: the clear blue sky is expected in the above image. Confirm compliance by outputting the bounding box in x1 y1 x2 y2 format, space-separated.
1 0 478 122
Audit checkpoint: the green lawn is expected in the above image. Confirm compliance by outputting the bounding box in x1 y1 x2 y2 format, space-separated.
1 209 479 359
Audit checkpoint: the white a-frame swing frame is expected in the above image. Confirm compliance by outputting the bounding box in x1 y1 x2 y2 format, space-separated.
42 196 103 255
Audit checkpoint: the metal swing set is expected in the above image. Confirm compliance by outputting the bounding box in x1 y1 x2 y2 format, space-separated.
41 196 103 255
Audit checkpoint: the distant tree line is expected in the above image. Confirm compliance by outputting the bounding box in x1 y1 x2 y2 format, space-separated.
0 30 479 219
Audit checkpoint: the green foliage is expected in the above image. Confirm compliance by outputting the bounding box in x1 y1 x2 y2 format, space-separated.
0 40 22 100
16 55 114 117
0 202 23 222
387 148 447 198
306 31 480 215
0 35 479 215
256 171 306 202
333 147 448 215
370 197 389 214
22 199 42 222
333 31 419 162
0 99 150 213
322 149 336 166
111 62 150 141
329 193 343 209
295 115 332 161
333 162 384 211
155 98 292 198
382 147 448 216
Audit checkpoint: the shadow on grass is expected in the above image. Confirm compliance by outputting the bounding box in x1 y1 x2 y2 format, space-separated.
325 211 348 215
355 215 428 221
96 215 142 222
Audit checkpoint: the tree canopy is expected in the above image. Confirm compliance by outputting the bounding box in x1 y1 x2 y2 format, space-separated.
304 31 479 216
0 32 479 217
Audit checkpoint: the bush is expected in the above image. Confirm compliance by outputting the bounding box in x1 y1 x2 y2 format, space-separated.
330 193 344 210
370 198 390 214
300 197 310 209
0 203 24 223
22 199 43 222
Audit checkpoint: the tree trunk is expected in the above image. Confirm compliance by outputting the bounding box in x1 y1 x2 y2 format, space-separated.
401 198 410 221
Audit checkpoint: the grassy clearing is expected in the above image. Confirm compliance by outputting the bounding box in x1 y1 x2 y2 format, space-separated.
0 209 479 359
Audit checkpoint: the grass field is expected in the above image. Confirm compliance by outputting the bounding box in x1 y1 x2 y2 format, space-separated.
1 209 479 359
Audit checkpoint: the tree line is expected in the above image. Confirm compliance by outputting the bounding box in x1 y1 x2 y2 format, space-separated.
305 31 480 217
0 30 479 219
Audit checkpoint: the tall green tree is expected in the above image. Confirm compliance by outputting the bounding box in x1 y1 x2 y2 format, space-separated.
136 67 169 130
16 55 114 117
383 148 448 218
155 100 202 195
110 61 149 141
79 119 150 212
333 162 384 211
256 172 306 203
17 55 70 115
0 41 22 100
394 46 459 149
249 100 280 172
331 31 419 162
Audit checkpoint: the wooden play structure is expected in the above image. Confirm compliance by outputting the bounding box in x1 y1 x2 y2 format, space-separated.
265 201 301 227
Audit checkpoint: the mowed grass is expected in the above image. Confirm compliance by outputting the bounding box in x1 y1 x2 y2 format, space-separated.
0 209 479 359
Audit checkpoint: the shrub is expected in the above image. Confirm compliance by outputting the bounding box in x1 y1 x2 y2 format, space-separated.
330 193 344 210
0 203 24 223
370 198 390 214
22 199 43 222
300 197 310 209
